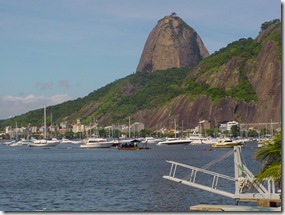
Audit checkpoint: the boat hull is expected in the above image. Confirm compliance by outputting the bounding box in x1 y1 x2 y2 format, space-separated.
157 139 191 145
29 142 58 147
117 147 150 150
211 143 243 148
80 143 113 149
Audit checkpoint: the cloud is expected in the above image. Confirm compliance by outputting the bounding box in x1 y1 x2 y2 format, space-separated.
58 80 70 88
35 81 54 90
0 94 71 119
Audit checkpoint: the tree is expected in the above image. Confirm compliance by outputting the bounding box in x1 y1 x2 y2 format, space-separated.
230 125 240 137
64 131 74 139
254 132 281 187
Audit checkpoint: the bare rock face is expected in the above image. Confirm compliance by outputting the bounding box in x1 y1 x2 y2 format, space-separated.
132 21 281 129
136 14 209 72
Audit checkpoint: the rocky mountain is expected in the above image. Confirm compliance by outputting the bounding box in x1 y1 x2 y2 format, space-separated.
0 19 281 131
136 13 209 72
133 19 281 129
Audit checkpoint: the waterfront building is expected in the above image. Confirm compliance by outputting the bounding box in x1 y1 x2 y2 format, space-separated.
198 120 211 132
60 121 70 129
72 124 85 133
219 121 239 133
5 126 12 134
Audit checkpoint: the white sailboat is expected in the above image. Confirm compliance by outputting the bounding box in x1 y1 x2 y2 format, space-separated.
8 122 23 147
29 106 59 147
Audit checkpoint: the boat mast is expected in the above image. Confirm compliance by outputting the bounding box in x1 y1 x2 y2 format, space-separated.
44 106 46 139
15 122 18 141
174 118 177 138
50 112 52 125
128 116 131 138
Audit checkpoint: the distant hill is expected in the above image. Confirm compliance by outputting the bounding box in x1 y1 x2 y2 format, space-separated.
0 19 281 130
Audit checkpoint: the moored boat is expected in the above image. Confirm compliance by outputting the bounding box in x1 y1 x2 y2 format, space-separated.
117 138 150 150
29 106 59 147
29 138 59 147
157 138 192 145
80 137 113 149
9 140 22 147
211 138 243 148
142 136 161 144
60 138 72 144
188 135 217 145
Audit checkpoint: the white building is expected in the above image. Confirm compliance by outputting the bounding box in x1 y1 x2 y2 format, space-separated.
131 122 145 133
219 121 239 133
60 121 70 129
5 126 12 134
30 126 38 133
227 121 239 130
72 124 85 133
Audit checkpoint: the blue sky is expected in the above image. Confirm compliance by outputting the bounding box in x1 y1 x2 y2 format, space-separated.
0 0 281 120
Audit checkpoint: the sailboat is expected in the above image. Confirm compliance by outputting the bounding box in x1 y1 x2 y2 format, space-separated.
29 106 59 147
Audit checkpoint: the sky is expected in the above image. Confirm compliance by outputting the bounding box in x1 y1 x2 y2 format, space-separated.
0 0 281 120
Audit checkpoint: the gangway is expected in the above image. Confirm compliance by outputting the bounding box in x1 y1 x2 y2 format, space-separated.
163 146 281 205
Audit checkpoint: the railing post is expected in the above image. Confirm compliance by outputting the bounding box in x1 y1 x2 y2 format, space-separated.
212 175 216 189
172 164 177 177
192 169 197 183
169 163 174 176
215 176 219 189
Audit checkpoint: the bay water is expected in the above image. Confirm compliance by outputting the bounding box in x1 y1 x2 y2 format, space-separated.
0 142 261 212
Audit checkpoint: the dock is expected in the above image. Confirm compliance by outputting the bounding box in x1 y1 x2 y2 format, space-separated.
190 204 281 212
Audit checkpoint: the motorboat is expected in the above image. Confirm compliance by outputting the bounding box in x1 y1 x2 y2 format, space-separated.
187 135 203 145
18 138 32 145
117 139 150 150
60 138 83 144
142 137 161 144
188 135 216 145
9 140 22 147
2 140 15 145
60 138 72 144
157 138 192 145
201 137 217 145
70 139 84 144
80 138 113 149
29 138 59 147
187 134 217 145
211 138 243 148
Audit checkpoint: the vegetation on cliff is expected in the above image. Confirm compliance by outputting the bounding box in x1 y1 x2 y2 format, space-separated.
0 19 281 130
183 37 261 103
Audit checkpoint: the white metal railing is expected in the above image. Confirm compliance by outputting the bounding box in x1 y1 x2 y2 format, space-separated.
163 146 281 202
167 160 235 182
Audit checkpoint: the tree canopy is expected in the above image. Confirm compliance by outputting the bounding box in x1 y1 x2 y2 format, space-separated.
254 132 282 186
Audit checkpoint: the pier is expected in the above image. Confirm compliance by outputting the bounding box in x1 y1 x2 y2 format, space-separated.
190 204 281 212
163 146 281 210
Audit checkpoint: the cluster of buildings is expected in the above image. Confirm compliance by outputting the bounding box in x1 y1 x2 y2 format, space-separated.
1 118 145 139
1 118 280 139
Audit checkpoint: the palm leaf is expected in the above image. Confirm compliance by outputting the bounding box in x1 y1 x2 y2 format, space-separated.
254 132 282 184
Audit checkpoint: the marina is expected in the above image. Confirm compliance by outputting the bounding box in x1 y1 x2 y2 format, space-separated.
0 1 281 213
0 140 278 212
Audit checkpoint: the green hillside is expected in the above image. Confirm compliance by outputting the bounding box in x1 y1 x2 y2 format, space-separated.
0 20 281 130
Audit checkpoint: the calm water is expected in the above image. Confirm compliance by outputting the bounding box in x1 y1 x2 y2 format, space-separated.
0 141 261 212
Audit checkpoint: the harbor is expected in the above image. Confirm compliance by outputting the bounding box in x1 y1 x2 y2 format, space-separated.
0 140 280 211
